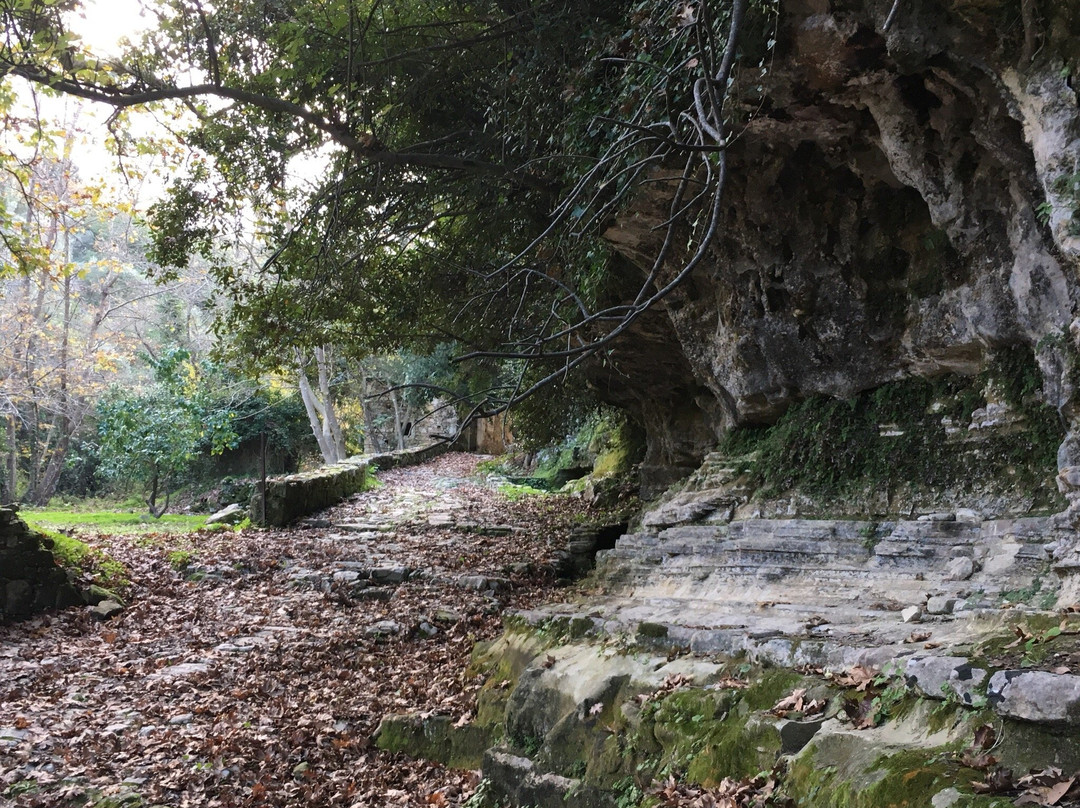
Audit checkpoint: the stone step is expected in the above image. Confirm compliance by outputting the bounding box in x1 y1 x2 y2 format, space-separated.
729 518 872 541
599 558 938 585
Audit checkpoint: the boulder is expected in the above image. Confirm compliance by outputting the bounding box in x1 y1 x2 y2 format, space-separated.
904 656 987 706
988 671 1080 724
925 596 957 615
366 619 404 637
901 606 923 623
943 557 975 581
90 599 124 620
206 503 247 526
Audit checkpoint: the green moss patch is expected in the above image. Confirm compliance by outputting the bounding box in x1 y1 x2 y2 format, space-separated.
625 669 802 788
786 743 1010 808
26 511 208 534
38 528 129 590
719 355 1063 508
374 714 493 769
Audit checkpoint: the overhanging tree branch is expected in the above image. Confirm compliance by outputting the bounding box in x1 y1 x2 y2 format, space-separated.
0 62 555 191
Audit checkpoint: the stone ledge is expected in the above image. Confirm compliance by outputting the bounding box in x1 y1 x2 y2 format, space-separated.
366 441 452 471
509 605 1080 729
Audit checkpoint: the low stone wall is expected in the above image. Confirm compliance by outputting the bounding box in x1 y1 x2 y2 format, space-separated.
250 442 455 527
251 459 370 527
0 507 82 622
366 441 451 471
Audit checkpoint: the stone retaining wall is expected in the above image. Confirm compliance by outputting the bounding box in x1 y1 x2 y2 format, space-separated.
250 459 370 527
366 442 451 471
250 442 453 526
0 507 82 622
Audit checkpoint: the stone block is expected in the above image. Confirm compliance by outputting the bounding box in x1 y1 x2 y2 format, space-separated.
778 716 826 754
901 606 923 623
206 503 247 525
482 748 597 808
54 584 85 610
925 596 957 615
943 557 975 581
91 599 124 620
4 579 33 617
988 670 1080 724
904 657 987 706
371 566 410 584
374 713 493 769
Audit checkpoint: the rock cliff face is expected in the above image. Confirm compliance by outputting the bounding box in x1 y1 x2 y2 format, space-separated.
595 0 1080 502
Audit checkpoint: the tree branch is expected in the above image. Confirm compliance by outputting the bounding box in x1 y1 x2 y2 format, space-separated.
1 63 555 192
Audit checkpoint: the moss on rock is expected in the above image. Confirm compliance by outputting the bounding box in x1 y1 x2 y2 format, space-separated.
374 714 493 769
717 359 1064 513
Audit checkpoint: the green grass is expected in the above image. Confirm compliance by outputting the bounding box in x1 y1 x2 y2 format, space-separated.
496 482 548 500
24 510 208 534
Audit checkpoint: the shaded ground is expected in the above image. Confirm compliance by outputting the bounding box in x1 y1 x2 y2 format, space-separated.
0 453 588 807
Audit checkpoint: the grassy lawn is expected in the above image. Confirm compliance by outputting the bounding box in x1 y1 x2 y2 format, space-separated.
23 510 208 534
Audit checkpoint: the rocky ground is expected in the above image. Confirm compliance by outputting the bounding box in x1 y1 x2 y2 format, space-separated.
0 453 592 808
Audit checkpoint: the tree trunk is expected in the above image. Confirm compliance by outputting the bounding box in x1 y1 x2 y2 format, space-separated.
390 388 405 451
146 468 170 518
5 415 16 503
29 263 75 506
297 348 344 464
33 431 71 506
1020 0 1038 64
359 366 380 453
298 363 337 463
315 346 348 460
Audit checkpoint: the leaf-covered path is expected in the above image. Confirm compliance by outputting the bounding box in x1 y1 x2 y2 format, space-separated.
1 453 584 807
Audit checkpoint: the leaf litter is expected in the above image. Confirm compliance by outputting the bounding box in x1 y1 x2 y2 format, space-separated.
0 453 588 807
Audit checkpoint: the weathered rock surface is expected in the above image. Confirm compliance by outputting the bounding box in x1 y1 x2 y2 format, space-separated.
90 599 125 620
373 713 492 769
586 0 1080 511
462 625 1080 808
988 670 1080 724
205 503 247 526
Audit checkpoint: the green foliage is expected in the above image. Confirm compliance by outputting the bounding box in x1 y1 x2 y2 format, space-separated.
461 778 499 808
612 776 645 808
1050 170 1080 235
0 0 784 427
95 348 241 513
26 511 208 534
497 481 548 501
166 549 194 569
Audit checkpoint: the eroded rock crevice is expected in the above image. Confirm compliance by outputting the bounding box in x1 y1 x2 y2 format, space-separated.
595 0 1080 504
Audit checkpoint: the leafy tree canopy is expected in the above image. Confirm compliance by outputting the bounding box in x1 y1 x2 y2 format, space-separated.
0 0 773 425
96 347 239 514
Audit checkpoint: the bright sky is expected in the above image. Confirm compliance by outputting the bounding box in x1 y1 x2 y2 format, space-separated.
32 0 165 201
76 0 150 57
9 0 324 217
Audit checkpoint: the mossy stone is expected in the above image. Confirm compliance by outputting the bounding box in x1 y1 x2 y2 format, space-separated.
374 714 493 769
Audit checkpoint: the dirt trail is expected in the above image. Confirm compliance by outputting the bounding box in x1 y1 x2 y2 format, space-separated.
0 453 585 807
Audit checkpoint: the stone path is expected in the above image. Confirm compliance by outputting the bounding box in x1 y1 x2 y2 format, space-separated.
0 453 583 808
